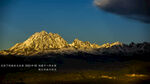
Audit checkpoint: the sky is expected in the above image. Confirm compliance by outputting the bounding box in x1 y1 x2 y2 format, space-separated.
0 0 150 50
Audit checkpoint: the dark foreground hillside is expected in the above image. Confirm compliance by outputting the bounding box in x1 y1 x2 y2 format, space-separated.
0 53 150 84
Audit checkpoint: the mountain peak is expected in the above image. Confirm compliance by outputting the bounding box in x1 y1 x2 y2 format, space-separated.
111 41 123 46
37 30 48 35
30 30 48 38
70 38 101 49
74 38 80 41
41 30 48 33
8 31 69 55
99 41 123 48
0 31 125 56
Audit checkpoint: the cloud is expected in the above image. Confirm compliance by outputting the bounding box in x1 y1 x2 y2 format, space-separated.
94 0 150 23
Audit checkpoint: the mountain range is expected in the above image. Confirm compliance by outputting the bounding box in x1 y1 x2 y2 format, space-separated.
0 31 150 56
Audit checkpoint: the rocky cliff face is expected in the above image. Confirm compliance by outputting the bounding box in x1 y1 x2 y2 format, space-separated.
1 31 149 56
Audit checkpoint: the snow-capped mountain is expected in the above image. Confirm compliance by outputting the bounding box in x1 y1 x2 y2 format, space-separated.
0 31 149 56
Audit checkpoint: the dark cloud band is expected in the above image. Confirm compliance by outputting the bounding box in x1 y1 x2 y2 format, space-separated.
94 0 150 23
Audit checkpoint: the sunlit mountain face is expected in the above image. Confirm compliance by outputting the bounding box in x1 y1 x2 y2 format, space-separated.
0 30 149 56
